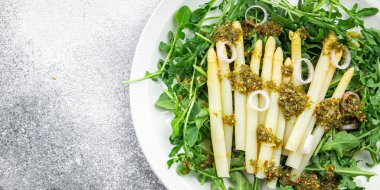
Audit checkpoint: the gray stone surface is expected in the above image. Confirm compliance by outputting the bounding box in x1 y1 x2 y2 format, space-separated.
0 0 165 189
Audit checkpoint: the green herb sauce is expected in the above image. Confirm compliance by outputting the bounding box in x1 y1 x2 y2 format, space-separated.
231 64 262 94
279 82 309 120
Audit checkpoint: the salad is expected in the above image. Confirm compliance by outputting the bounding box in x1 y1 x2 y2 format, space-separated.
126 0 380 189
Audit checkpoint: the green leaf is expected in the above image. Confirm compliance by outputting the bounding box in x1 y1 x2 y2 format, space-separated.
338 18 356 30
332 158 376 180
201 25 214 33
191 9 205 23
320 131 360 157
159 41 170 53
167 159 174 168
170 117 182 139
186 125 199 147
339 175 359 189
309 28 326 41
271 13 298 30
176 162 190 175
355 8 379 17
169 145 182 157
211 179 225 190
191 0 215 23
365 28 380 43
369 127 380 147
228 171 252 190
155 92 176 110
176 6 192 27
230 151 245 167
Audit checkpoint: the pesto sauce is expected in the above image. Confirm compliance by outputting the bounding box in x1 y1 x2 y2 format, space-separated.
340 95 366 123
254 21 283 37
242 18 256 39
282 65 293 78
264 80 277 92
242 20 283 38
278 82 309 120
315 98 342 131
295 173 321 190
256 125 283 148
264 161 281 181
222 114 236 126
257 124 274 143
315 96 366 131
249 159 258 172
297 27 310 39
279 171 338 190
231 64 262 94
322 33 344 55
213 23 242 43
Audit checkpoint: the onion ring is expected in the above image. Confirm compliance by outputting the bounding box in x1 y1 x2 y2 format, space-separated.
248 90 270 112
340 124 359 131
293 58 314 85
331 47 351 70
245 5 268 25
216 41 237 64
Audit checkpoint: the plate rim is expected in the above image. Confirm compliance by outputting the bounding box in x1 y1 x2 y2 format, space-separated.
129 0 189 190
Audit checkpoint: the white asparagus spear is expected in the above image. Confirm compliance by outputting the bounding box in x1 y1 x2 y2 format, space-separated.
233 21 247 150
290 68 355 181
290 31 302 86
256 47 283 179
285 32 338 151
216 42 234 166
282 31 302 149
290 126 325 181
259 37 276 125
245 40 263 174
267 111 286 189
207 47 229 177
267 58 291 188
285 117 316 168
285 51 342 169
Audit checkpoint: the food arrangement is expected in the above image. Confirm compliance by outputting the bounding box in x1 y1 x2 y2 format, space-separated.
126 0 380 189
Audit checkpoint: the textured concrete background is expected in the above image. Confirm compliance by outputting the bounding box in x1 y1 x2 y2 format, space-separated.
0 0 165 189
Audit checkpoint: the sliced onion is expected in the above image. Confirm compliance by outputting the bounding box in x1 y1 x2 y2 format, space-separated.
340 124 359 131
340 91 360 108
331 47 351 70
216 41 237 64
293 58 314 85
302 135 315 154
245 5 268 25
248 90 270 112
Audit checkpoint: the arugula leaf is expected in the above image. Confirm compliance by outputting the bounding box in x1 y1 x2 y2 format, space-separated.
186 124 199 147
176 6 192 27
191 0 216 23
355 8 379 17
340 177 361 190
334 158 376 181
169 145 182 157
320 131 360 157
159 41 170 53
155 92 176 110
228 171 252 190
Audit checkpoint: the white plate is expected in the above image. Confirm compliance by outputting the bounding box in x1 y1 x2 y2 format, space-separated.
130 1 380 189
